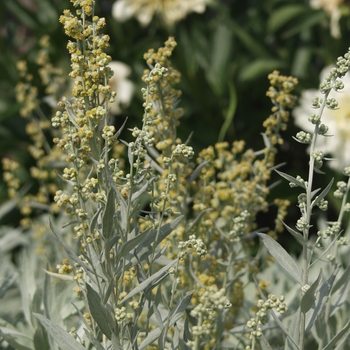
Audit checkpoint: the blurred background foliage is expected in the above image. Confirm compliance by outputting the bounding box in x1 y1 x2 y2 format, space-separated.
1 0 350 239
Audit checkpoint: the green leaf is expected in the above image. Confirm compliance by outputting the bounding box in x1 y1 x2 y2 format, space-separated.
192 25 210 71
0 227 28 253
259 333 273 350
314 315 327 347
71 303 92 330
267 5 307 33
186 160 210 183
282 221 305 246
231 20 270 57
34 324 50 350
119 260 177 305
187 210 211 232
89 206 103 235
86 243 108 281
118 227 152 264
284 308 300 350
305 265 341 332
131 178 154 203
0 317 33 350
0 272 17 299
50 219 95 277
83 328 106 350
322 319 350 350
275 170 306 189
110 179 128 233
153 304 164 330
258 233 302 284
86 283 115 340
122 215 184 271
138 292 193 349
283 11 326 38
44 269 74 281
0 198 18 221
18 249 36 328
34 313 86 350
207 21 233 94
218 81 237 142
36 0 59 27
301 270 322 314
311 178 334 209
215 309 225 346
102 189 115 240
4 1 39 30
102 279 115 305
239 59 285 82
179 27 198 77
332 263 350 295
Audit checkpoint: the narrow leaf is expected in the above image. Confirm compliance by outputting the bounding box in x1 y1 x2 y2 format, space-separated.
153 304 164 330
275 170 306 189
284 308 301 350
267 4 307 33
89 205 103 234
186 160 210 183
138 292 193 349
119 260 177 305
122 215 184 272
119 228 151 260
0 273 17 299
218 81 236 142
86 283 113 340
259 333 273 350
131 178 154 203
332 263 350 295
301 270 322 314
0 329 33 350
34 313 86 350
33 325 50 350
170 291 193 322
102 189 115 240
322 319 350 350
43 269 74 281
306 265 341 332
187 209 212 232
282 221 305 245
83 329 106 350
311 178 334 208
314 167 325 175
50 219 95 275
258 233 302 284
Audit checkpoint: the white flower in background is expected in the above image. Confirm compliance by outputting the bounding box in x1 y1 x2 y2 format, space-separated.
293 66 350 172
108 61 134 115
310 0 343 38
112 0 210 27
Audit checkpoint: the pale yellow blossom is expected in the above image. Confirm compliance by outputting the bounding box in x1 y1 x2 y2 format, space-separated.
112 0 210 27
108 61 134 114
293 66 350 171
310 0 343 38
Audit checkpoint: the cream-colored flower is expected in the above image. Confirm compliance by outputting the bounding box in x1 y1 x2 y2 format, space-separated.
112 0 210 27
310 0 343 38
293 66 350 172
108 61 134 115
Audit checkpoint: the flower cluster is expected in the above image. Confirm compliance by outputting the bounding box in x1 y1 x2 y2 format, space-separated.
188 286 231 347
294 63 350 172
246 294 287 345
141 37 183 156
310 0 345 38
112 0 210 27
178 234 207 259
265 70 298 146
